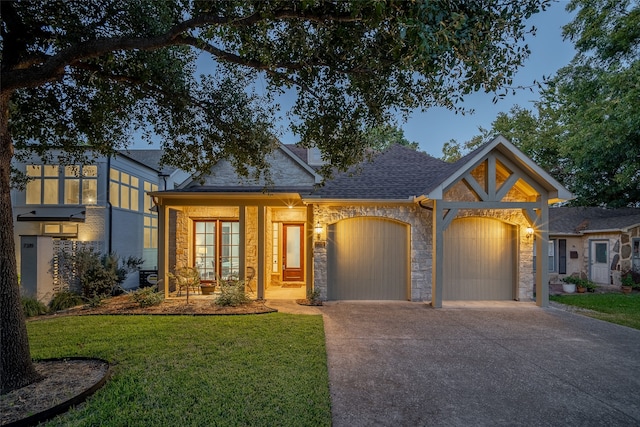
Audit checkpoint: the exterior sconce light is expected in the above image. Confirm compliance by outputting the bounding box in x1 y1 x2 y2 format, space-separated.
525 227 534 239
314 221 323 239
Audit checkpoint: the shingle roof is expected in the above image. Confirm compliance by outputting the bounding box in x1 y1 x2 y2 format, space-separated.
549 207 640 234
119 149 177 175
311 144 453 199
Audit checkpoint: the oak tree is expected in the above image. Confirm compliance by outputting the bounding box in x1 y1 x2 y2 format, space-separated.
1 0 549 392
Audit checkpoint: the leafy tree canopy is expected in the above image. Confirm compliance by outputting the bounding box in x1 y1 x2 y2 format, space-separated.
442 0 639 208
1 0 550 393
364 124 419 152
2 0 550 177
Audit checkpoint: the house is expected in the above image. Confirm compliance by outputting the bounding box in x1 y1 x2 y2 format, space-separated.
547 207 640 286
151 135 572 307
12 149 188 303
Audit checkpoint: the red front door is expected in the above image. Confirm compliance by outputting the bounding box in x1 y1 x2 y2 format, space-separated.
283 224 304 281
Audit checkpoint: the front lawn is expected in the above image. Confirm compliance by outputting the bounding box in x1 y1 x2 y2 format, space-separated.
550 292 640 330
27 314 331 426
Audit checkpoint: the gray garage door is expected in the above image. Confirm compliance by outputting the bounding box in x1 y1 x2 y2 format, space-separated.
327 217 409 300
443 217 516 300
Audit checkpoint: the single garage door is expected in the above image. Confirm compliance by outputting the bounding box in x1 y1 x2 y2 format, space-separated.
443 217 516 300
327 217 409 300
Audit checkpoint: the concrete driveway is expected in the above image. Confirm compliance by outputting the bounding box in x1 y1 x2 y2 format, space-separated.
322 301 640 426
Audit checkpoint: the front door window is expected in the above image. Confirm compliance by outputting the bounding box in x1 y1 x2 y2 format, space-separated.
194 220 239 281
283 223 304 281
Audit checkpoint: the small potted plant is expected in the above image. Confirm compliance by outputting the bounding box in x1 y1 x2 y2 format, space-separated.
561 276 577 294
200 282 217 295
621 272 634 294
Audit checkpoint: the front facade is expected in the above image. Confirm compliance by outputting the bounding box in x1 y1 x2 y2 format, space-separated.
548 207 640 286
153 136 571 307
12 150 188 302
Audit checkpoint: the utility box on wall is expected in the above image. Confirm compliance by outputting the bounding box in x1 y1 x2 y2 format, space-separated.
20 235 55 304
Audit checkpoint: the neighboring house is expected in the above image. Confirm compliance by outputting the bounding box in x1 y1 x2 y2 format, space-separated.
547 207 640 286
12 149 188 302
152 136 572 307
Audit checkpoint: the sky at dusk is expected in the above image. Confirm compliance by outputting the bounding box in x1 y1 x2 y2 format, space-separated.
131 2 577 158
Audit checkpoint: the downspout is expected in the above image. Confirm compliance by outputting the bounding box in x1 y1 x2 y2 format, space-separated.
106 155 113 254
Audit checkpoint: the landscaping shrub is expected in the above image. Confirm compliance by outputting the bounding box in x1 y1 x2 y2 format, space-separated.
56 248 143 298
21 297 48 317
129 286 164 307
215 278 250 306
49 291 84 311
622 270 640 290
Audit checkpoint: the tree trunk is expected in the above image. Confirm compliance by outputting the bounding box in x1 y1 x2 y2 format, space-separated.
0 92 41 394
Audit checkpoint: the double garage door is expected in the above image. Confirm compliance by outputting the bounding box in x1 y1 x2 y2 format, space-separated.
326 216 516 301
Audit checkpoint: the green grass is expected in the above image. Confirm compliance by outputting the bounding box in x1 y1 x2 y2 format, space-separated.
550 292 640 330
27 314 331 426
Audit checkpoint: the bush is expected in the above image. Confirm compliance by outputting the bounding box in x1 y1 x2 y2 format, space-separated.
622 270 640 290
56 248 143 299
49 291 84 311
215 278 250 307
22 297 48 317
129 286 164 308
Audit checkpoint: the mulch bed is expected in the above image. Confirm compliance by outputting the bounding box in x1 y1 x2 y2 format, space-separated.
38 295 277 317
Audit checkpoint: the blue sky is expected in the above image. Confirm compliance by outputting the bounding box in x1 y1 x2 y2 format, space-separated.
395 1 577 157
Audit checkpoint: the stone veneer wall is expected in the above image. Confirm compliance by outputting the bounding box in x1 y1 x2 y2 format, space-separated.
452 209 534 301
620 225 640 273
313 204 432 301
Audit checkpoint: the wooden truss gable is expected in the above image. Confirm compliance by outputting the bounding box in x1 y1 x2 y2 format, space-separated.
430 148 552 308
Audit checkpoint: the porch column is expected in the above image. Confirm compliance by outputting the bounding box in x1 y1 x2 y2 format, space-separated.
432 200 443 308
158 203 169 298
306 204 314 296
257 206 265 300
535 198 549 307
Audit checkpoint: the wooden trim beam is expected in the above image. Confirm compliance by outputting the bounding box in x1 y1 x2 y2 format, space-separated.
438 201 538 209
257 206 265 300
462 174 487 201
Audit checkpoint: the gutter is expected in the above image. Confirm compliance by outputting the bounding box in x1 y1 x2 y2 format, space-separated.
106 155 113 253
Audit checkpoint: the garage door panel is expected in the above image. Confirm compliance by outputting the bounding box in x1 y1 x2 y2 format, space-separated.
444 217 515 300
328 217 409 300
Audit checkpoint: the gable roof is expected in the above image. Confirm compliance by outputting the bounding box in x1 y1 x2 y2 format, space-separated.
549 207 640 235
118 149 178 175
422 135 572 203
310 144 451 200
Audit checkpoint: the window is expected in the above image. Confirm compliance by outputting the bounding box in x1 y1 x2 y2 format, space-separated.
633 238 640 272
144 181 158 213
64 165 97 205
143 216 158 249
26 165 59 205
109 168 139 211
43 223 78 236
533 239 555 272
194 220 240 281
558 239 567 275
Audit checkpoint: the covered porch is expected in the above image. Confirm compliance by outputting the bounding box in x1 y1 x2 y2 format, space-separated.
152 192 314 300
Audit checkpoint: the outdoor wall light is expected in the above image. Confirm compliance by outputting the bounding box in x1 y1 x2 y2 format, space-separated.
314 221 323 239
525 227 534 238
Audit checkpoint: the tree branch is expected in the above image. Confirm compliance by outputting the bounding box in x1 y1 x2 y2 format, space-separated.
1 4 362 93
